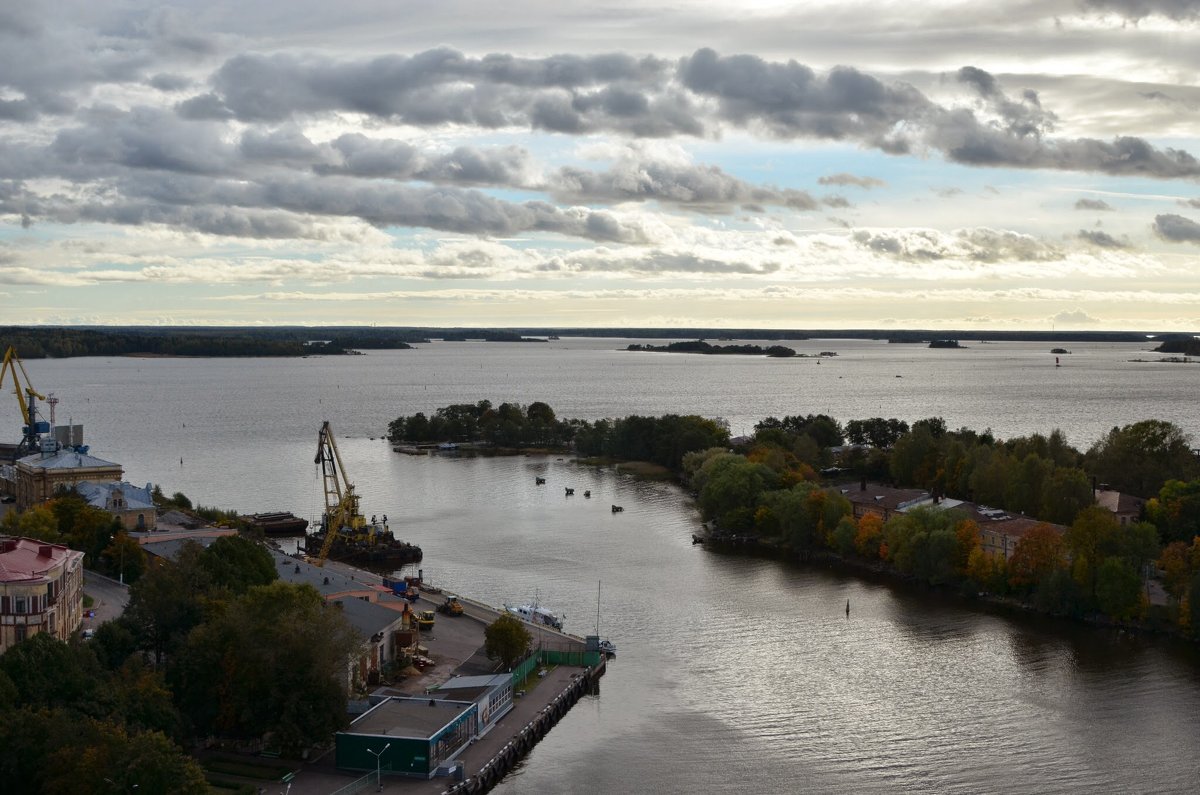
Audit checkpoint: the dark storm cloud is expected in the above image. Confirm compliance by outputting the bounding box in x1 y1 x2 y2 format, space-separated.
1081 0 1200 20
1078 229 1128 247
1154 213 1200 243
818 173 886 189
1075 198 1114 211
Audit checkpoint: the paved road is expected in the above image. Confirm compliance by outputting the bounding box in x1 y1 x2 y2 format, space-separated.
83 570 130 629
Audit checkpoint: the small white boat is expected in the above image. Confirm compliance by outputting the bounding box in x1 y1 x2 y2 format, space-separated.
598 639 616 656
505 602 563 631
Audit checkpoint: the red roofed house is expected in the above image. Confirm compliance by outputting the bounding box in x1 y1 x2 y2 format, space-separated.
0 537 85 652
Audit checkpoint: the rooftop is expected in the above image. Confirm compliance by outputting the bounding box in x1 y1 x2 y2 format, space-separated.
330 593 405 638
0 537 83 583
17 448 121 472
76 480 156 511
1095 489 1145 515
346 696 474 739
270 549 381 599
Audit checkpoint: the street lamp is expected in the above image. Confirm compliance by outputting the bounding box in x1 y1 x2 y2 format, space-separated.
367 743 390 792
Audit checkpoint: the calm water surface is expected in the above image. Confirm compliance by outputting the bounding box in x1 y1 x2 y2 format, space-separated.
18 340 1200 793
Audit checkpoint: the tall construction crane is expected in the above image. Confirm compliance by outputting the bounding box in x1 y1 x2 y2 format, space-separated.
312 421 368 566
0 346 49 458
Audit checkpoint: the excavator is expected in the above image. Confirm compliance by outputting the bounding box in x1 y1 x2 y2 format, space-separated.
0 346 49 459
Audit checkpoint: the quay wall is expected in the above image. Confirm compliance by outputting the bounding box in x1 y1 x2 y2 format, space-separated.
441 657 605 795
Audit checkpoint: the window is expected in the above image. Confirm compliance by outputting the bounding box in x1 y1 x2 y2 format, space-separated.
13 597 26 614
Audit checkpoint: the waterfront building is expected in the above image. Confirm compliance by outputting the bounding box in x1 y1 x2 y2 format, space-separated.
337 696 477 780
0 537 84 651
14 446 123 510
430 673 514 735
75 480 158 532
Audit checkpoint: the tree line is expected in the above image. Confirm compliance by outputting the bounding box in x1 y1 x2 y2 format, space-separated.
388 400 729 469
0 326 426 358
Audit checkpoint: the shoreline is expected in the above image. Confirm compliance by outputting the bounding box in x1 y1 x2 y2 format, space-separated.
698 534 1191 645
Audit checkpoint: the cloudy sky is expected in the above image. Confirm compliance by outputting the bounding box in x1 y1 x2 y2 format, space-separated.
2 1 1200 329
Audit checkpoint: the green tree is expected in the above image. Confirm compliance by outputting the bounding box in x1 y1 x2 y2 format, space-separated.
173 582 361 751
197 535 277 593
1148 478 1200 544
698 456 780 532
889 425 941 487
1 504 61 542
1095 557 1143 620
1086 419 1196 498
124 542 211 665
484 614 532 670
100 532 147 585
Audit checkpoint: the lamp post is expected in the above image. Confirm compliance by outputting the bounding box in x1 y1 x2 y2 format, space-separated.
367 742 390 792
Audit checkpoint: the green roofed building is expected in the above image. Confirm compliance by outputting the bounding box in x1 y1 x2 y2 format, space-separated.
336 696 477 780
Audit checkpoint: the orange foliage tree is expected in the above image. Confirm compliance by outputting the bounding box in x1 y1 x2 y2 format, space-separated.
1007 523 1066 590
855 513 884 558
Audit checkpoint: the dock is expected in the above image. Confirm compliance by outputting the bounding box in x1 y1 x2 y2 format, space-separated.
280 559 605 794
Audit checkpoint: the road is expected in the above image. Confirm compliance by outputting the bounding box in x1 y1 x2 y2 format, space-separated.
83 570 130 629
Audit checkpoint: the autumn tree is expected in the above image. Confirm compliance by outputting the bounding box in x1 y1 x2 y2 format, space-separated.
1007 524 1067 591
1158 539 1200 600
854 513 885 558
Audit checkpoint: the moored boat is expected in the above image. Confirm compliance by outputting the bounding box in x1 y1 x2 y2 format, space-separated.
505 602 563 631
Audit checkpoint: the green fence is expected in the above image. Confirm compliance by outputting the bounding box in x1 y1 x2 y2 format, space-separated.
510 647 601 686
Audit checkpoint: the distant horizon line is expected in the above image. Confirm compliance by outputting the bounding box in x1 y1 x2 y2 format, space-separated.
2 324 1190 341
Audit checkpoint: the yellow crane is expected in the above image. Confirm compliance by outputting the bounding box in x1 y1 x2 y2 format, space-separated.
0 346 48 456
312 421 368 567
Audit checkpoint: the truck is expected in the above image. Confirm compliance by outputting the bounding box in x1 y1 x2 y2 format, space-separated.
382 576 420 602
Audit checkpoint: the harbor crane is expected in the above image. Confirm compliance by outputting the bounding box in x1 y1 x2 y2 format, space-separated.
312 420 367 567
0 346 49 458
